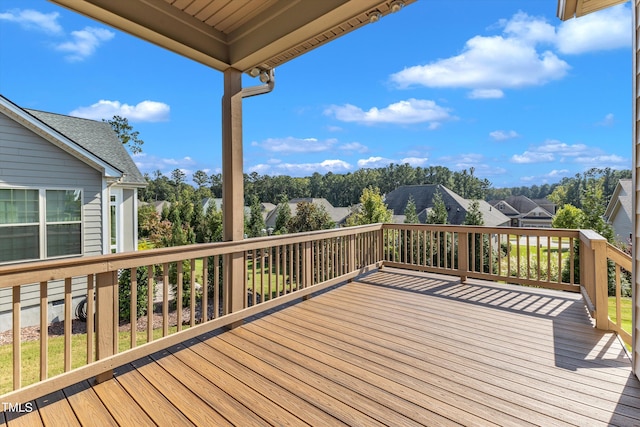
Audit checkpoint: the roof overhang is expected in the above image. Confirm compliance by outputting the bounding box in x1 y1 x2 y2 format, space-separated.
48 0 416 73
557 0 628 20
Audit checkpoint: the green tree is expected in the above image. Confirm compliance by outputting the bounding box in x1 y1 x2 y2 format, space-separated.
463 200 484 226
275 194 291 234
204 203 223 243
247 194 266 237
581 181 614 241
346 186 392 226
426 190 448 224
192 170 210 188
404 195 419 224
137 203 157 240
105 115 144 154
552 204 585 229
118 266 152 320
288 202 334 232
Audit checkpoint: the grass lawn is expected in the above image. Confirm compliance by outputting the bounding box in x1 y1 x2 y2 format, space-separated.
608 296 632 336
246 259 294 298
0 326 182 395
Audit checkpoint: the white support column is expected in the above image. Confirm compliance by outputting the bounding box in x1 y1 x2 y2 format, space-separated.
221 68 245 318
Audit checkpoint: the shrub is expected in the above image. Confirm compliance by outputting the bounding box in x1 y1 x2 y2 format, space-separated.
118 267 153 321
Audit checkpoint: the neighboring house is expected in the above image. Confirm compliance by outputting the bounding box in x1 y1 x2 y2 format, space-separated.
605 179 632 245
265 198 350 229
384 185 510 227
488 195 555 228
0 95 147 330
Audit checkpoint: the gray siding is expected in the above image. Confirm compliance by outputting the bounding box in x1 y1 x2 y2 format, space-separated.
0 113 104 315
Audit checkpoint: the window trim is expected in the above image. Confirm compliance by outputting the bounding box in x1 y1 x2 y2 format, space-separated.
0 186 83 264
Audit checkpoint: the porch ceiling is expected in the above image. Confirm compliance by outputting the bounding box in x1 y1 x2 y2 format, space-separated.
48 0 416 73
557 0 628 20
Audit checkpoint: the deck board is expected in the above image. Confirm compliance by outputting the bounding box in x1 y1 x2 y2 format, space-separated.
3 268 639 426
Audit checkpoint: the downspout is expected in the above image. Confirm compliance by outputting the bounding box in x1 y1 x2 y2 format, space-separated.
241 69 275 99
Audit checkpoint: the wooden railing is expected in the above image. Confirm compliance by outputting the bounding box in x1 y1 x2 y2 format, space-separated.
579 230 633 347
0 224 381 401
0 223 626 401
382 224 580 292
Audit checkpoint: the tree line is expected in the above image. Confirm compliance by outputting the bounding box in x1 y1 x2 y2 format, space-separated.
140 164 493 206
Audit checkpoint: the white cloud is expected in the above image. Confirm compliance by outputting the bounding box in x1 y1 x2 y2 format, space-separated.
437 153 507 176
250 159 352 175
575 154 629 169
390 12 569 96
252 137 337 153
536 140 589 155
468 89 504 99
70 100 170 122
133 153 197 176
357 156 396 168
339 142 369 153
546 169 570 177
596 113 615 126
401 157 429 167
55 27 115 61
325 98 454 127
556 4 631 54
490 130 520 141
0 9 62 34
511 151 555 164
510 139 623 165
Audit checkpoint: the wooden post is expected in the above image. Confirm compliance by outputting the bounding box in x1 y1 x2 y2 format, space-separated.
222 68 245 324
458 230 468 283
95 271 115 383
592 238 609 330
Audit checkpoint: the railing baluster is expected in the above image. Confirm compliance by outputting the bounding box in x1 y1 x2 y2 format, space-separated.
64 277 72 372
526 235 530 280
130 268 137 348
190 261 196 326
162 263 169 337
13 286 20 390
569 237 575 285
615 264 622 329
147 265 154 342
213 255 220 318
202 257 209 320
40 281 47 381
176 263 183 332
86 274 94 363
557 237 563 284
536 236 541 281
547 235 551 282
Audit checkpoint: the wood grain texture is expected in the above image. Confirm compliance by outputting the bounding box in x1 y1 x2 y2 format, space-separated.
3 268 639 426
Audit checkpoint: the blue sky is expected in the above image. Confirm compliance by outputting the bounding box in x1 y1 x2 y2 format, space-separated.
0 0 632 188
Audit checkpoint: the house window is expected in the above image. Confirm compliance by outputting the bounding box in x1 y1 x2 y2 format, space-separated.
46 190 82 257
0 188 82 264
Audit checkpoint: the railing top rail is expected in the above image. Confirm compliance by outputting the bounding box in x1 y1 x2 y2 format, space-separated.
382 223 580 237
606 242 632 271
0 223 383 288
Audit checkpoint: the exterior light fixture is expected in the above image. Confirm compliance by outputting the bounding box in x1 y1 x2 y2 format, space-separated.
368 10 382 23
249 67 261 77
389 1 404 13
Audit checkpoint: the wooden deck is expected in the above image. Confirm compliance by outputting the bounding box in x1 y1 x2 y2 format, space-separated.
2 268 639 426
